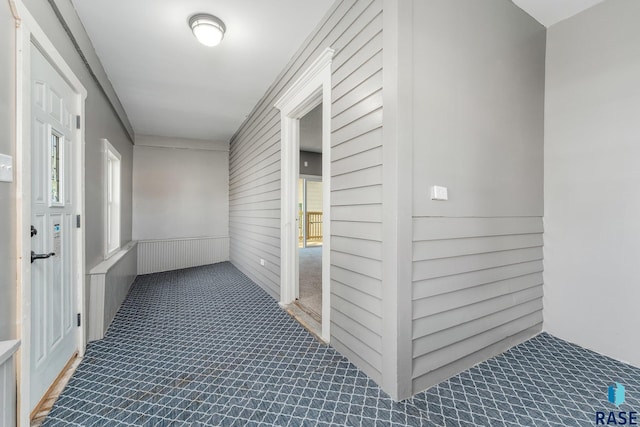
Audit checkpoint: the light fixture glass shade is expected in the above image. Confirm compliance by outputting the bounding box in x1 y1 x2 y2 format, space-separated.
189 14 226 47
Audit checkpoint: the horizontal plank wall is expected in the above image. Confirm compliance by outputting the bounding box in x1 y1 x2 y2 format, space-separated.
408 0 546 394
412 217 544 392
229 0 384 383
137 237 230 275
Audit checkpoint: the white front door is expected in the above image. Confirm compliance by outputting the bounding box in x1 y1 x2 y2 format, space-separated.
29 44 79 412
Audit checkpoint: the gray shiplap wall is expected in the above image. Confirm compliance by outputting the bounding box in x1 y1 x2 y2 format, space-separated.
411 217 544 392
229 0 384 383
408 0 546 394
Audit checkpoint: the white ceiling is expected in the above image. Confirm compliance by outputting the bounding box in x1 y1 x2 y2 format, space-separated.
71 0 335 142
512 0 606 27
72 0 606 144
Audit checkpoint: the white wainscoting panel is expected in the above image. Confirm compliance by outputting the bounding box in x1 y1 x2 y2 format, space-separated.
137 237 230 275
0 340 20 427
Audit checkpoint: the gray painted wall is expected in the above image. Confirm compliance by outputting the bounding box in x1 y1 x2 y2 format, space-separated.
21 0 135 345
229 0 385 384
299 151 322 177
23 0 134 269
0 2 17 341
23 0 134 264
299 104 322 153
408 0 546 394
34 0 134 140
88 241 137 341
300 103 323 177
133 135 229 241
544 0 640 368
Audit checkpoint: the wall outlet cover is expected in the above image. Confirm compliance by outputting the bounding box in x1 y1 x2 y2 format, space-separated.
431 185 448 201
0 154 13 183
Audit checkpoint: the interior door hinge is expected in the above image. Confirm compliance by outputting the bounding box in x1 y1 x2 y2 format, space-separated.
76 214 81 228
77 313 81 327
76 115 81 129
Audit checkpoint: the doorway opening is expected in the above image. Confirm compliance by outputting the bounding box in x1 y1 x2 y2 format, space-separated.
274 47 333 342
296 103 323 325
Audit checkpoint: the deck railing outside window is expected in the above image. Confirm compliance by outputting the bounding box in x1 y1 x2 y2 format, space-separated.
306 211 323 241
299 211 323 244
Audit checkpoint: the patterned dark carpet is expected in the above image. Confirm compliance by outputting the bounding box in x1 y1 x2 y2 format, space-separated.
43 262 640 426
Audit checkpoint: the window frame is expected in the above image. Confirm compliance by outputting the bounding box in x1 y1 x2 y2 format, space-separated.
103 139 121 258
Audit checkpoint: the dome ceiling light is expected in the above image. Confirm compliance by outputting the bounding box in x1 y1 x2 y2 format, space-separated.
189 14 226 47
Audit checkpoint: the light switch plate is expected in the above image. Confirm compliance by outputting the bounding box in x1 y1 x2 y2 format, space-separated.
431 185 448 201
0 154 13 183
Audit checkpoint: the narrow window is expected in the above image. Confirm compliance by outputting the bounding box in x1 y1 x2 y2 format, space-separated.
103 139 121 258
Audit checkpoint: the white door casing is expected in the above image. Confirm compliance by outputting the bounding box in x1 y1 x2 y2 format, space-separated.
275 48 333 342
15 3 87 425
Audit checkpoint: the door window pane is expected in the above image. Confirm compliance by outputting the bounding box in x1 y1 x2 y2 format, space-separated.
50 132 62 204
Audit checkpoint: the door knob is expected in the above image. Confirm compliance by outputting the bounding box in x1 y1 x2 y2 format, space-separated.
31 251 55 263
31 226 37 237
